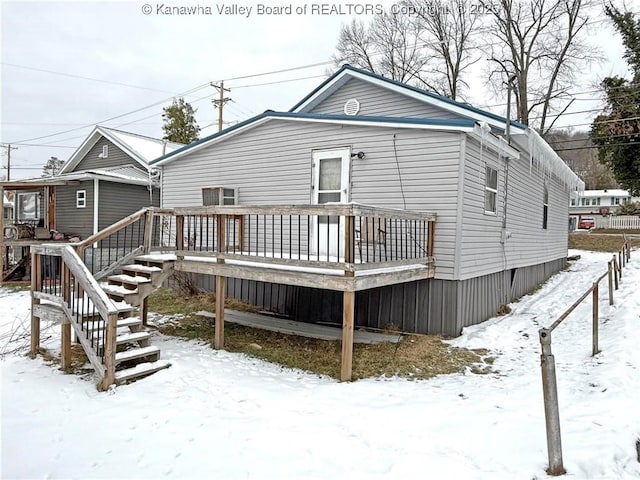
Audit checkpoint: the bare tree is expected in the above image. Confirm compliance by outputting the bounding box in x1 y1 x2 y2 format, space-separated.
332 1 479 100
403 0 481 99
485 0 596 135
333 12 427 85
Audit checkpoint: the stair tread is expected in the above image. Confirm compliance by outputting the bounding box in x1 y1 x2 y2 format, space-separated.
135 254 176 262
121 264 162 273
115 360 171 383
108 274 152 285
103 284 138 296
116 331 150 344
115 345 160 362
117 317 142 328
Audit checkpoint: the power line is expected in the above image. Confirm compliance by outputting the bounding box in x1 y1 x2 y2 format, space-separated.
1 62 180 94
8 82 212 144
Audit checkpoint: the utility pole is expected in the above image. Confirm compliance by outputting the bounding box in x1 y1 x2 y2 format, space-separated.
212 81 231 131
0 144 18 181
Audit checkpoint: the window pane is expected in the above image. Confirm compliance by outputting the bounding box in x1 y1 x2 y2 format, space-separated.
485 166 498 189
485 191 496 213
202 188 219 206
223 188 234 198
318 192 341 204
319 158 341 190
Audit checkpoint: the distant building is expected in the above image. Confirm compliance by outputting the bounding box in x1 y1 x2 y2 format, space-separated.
569 189 640 229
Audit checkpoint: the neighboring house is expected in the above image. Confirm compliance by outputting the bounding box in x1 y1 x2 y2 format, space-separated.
151 65 583 336
0 126 183 277
570 189 634 218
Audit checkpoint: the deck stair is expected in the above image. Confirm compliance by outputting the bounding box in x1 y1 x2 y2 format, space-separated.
95 255 175 385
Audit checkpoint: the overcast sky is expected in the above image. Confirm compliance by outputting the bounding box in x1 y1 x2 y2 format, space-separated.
0 0 631 180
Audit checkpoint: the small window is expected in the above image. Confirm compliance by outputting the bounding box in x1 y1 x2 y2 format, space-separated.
570 198 576 206
202 186 236 206
484 165 498 214
585 198 591 206
614 197 620 205
542 185 549 230
76 190 86 208
101 145 108 158
595 197 601 206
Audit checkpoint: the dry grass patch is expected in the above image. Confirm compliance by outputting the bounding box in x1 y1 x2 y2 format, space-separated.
38 345 93 376
152 288 494 380
569 233 640 252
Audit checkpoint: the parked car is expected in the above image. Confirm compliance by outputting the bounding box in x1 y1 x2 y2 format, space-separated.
579 216 595 229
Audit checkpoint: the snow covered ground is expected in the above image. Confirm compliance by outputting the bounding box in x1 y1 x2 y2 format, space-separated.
1 250 639 479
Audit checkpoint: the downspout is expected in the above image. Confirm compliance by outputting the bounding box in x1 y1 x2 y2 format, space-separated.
93 178 99 236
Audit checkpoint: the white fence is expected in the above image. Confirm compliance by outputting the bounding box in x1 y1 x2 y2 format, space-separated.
594 215 640 229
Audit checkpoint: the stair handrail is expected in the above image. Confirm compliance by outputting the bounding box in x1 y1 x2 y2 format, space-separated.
75 207 151 256
32 244 122 388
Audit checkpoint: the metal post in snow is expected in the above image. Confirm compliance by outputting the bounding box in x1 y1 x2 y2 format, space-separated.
539 328 565 476
607 260 614 306
592 283 599 356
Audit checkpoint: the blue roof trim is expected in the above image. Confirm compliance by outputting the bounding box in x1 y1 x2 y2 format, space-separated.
151 111 476 165
290 64 528 130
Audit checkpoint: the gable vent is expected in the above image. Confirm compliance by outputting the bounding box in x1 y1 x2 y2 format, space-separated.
343 98 360 116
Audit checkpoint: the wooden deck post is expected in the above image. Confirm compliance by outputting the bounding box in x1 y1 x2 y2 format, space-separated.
61 318 71 370
143 209 154 254
30 251 41 357
592 283 599 356
341 290 355 382
215 275 225 349
613 256 619 290
100 313 118 390
214 214 227 349
607 261 614 306
176 215 184 257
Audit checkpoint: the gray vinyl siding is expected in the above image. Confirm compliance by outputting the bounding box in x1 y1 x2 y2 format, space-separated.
55 181 94 239
457 137 570 279
74 138 139 172
98 181 158 230
161 119 462 279
308 77 464 120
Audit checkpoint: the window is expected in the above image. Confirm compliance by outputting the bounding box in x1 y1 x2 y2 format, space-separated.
594 197 601 206
614 197 621 205
101 145 108 158
76 190 86 208
17 192 40 221
585 198 591 206
542 185 549 230
570 198 576 206
202 187 236 206
484 165 498 214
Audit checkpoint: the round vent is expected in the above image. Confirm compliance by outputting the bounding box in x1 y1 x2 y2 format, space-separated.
343 98 360 116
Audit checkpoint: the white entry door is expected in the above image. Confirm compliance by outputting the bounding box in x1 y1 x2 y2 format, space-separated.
312 148 350 259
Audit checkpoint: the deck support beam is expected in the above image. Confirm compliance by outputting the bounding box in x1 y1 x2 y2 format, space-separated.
340 290 355 381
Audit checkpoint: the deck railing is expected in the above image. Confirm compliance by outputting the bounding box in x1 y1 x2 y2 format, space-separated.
30 244 121 389
149 204 436 274
75 209 152 280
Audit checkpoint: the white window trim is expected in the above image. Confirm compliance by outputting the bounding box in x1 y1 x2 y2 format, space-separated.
76 190 87 208
484 164 498 215
202 186 237 206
